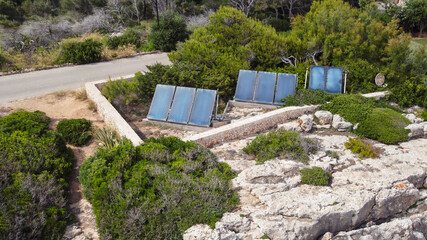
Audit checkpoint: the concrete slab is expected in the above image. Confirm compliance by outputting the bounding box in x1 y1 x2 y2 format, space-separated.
229 100 279 110
142 118 211 132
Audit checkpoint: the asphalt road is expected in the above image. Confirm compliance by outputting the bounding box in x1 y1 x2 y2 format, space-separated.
0 53 171 104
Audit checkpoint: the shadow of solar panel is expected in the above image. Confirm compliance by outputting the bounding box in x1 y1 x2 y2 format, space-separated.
326 67 343 93
235 70 257 101
253 71 277 104
188 89 217 127
167 87 196 124
309 66 326 91
274 73 297 104
147 84 176 121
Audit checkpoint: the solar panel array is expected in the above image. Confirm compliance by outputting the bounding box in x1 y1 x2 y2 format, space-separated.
147 85 217 127
234 70 298 105
309 66 343 94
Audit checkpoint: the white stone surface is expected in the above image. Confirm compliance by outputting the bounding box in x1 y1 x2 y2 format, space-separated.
404 114 424 124
277 121 302 132
332 114 353 131
406 123 424 138
298 114 314 132
315 111 333 125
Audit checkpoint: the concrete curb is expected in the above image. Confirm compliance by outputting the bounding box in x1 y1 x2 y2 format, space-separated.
85 76 143 146
183 105 318 147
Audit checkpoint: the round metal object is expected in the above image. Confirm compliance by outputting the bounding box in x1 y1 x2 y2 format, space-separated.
375 73 385 87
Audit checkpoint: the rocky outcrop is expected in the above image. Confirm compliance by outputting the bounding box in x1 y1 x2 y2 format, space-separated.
192 136 427 240
315 111 333 125
332 114 353 131
406 123 425 138
298 115 314 132
277 121 302 132
404 113 424 124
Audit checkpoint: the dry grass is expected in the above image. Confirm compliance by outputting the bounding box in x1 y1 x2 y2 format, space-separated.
53 90 69 98
102 44 137 60
87 99 97 112
75 89 88 101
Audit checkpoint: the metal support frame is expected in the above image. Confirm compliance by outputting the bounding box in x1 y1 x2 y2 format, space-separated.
343 71 348 94
304 68 309 89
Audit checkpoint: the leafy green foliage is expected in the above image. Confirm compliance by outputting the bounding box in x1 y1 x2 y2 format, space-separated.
300 167 332 186
422 111 427 121
106 27 145 49
0 110 50 136
282 89 337 106
149 11 189 51
243 130 319 164
169 6 287 98
58 38 102 64
344 137 379 158
79 137 238 239
56 118 92 146
321 94 376 124
95 127 121 149
101 78 138 104
0 111 73 239
398 0 427 36
355 108 410 144
266 18 290 32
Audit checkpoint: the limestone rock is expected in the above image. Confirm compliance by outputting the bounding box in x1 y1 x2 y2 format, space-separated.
321 232 334 240
62 224 83 240
215 213 251 233
405 123 424 138
277 121 302 132
371 180 420 220
183 224 213 240
315 111 333 125
332 114 353 131
298 115 314 132
332 211 427 240
404 113 424 124
211 227 238 240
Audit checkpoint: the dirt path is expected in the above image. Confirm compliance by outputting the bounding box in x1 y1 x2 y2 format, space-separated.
0 91 104 240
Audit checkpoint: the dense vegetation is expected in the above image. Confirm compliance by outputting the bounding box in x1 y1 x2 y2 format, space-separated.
300 167 332 186
0 111 73 239
243 130 319 164
345 137 379 158
56 118 93 146
79 136 238 239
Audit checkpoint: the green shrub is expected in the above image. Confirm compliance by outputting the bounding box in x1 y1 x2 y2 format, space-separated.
344 137 379 158
282 89 337 106
107 28 145 49
149 11 189 51
56 119 92 146
321 94 376 124
300 167 332 186
243 130 319 164
0 110 73 239
79 137 238 239
59 38 102 64
0 110 50 136
355 108 410 144
95 127 121 149
101 78 138 104
422 110 427 121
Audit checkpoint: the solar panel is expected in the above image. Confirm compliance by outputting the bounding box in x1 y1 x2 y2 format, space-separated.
253 71 277 104
147 84 176 121
309 66 326 91
234 70 257 101
188 89 217 127
167 87 196 124
274 73 297 104
326 67 343 93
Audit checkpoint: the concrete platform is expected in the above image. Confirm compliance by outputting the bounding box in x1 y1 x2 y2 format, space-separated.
229 100 279 110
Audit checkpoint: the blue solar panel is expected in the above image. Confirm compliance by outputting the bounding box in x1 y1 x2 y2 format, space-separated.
253 71 277 104
235 70 257 101
167 87 196 124
188 89 217 127
147 84 176 121
309 66 326 91
326 67 343 93
274 73 297 104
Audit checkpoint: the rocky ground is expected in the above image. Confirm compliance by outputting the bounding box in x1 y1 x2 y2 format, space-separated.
185 110 427 240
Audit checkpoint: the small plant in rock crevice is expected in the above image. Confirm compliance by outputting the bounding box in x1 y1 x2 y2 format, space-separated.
300 167 332 186
243 130 319 164
344 137 379 158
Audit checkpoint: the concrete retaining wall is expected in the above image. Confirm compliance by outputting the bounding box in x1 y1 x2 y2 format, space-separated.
184 105 317 147
85 77 143 146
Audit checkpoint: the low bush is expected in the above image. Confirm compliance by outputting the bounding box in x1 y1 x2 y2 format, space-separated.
106 28 145 49
355 108 410 144
101 78 138 104
344 137 379 158
321 94 376 124
94 127 121 149
243 130 319 164
0 111 73 239
56 118 92 146
282 89 337 106
149 11 189 51
300 167 332 186
58 38 102 64
79 137 238 239
0 110 50 136
422 110 427 121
